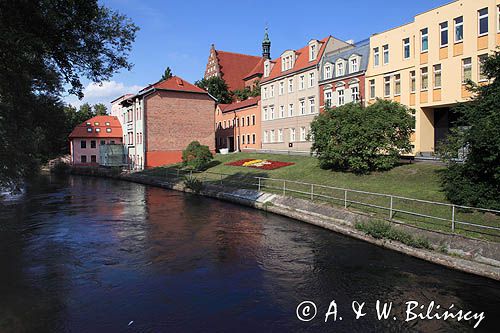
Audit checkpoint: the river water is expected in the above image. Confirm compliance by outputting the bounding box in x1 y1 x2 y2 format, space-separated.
0 175 499 332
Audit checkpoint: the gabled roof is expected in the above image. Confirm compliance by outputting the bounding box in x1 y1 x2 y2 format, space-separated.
69 115 123 139
215 50 263 91
320 39 370 82
243 58 265 80
139 75 207 94
220 96 261 113
261 37 330 83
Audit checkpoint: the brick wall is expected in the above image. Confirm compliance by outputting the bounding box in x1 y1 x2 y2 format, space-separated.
144 90 215 167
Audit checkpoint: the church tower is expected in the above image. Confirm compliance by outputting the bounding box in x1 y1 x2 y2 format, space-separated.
262 27 271 59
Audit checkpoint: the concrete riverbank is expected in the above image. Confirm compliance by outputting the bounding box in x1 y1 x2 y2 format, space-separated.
70 167 500 281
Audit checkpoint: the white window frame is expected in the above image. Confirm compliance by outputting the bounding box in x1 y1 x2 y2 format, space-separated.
288 103 294 117
309 72 315 88
394 74 401 96
434 64 442 88
384 76 391 97
421 28 429 53
373 47 379 67
403 38 410 59
369 80 375 99
270 85 274 97
350 57 358 73
279 81 284 95
421 67 429 91
383 44 389 64
440 21 449 47
279 105 285 118
478 54 488 82
337 60 345 76
410 71 416 93
310 44 317 61
351 84 360 102
270 130 275 143
337 88 345 106
325 64 332 79
289 128 296 142
300 127 306 141
299 75 305 90
278 128 283 142
263 107 268 121
325 90 332 107
454 16 464 43
288 79 294 93
462 58 472 83
270 106 275 120
478 8 489 36
264 131 268 143
300 99 305 115
309 97 315 114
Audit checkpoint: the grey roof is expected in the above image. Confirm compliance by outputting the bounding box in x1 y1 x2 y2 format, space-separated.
319 39 370 81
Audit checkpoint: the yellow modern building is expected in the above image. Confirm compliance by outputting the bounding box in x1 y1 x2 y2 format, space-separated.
365 0 500 156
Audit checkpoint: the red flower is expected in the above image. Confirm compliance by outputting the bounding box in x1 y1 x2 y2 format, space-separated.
224 159 294 170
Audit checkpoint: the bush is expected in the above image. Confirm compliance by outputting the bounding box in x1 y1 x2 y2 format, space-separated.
183 174 203 193
355 220 431 249
182 141 213 171
310 99 413 174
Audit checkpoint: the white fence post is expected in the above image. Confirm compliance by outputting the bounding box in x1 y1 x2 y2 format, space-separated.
311 184 314 201
452 205 455 232
258 177 261 191
344 190 347 208
283 180 286 196
390 195 393 219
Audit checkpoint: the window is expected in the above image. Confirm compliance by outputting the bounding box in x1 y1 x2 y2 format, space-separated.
434 64 442 88
288 79 294 92
90 140 96 148
95 128 100 133
263 107 268 120
309 72 315 87
403 38 410 59
105 122 110 126
242 135 245 144
455 16 464 42
91 155 97 163
223 120 227 128
300 100 305 115
478 54 488 81
373 47 380 66
247 116 250 125
337 89 345 105
350 58 358 73
288 104 294 117
462 58 472 83
80 140 86 149
264 131 268 143
106 128 111 133
309 97 315 114
252 134 256 144
478 8 488 36
300 127 306 141
440 22 449 47
81 155 87 163
94 122 100 126
278 129 283 142
279 81 284 95
289 128 296 142
252 115 256 125
270 107 275 120
325 90 332 107
410 71 416 93
394 74 401 96
421 28 429 52
310 44 317 60
384 76 391 97
383 45 389 64
270 85 274 97
100 140 105 145
421 67 429 90
264 63 270 77
280 105 285 118
86 122 91 126
369 80 375 99
337 61 344 76
263 87 268 99
87 127 92 133
325 64 332 79
351 85 359 102
270 130 275 143
300 75 305 90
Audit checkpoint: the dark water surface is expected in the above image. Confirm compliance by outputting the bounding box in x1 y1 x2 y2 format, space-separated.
0 175 499 332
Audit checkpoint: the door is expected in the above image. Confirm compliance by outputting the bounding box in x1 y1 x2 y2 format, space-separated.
228 137 235 152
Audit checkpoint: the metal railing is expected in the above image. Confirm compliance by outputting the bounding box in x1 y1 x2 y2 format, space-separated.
144 167 500 239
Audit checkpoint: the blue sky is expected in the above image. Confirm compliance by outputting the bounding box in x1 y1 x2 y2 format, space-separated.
65 0 452 109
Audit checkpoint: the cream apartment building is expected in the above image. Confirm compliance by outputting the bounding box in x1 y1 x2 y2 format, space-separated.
366 0 500 156
260 36 350 152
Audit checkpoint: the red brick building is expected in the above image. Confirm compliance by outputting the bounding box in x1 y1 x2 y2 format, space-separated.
118 76 216 169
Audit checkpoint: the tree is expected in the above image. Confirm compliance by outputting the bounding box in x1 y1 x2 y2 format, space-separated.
310 99 414 174
93 103 108 115
182 141 213 171
161 67 173 80
195 76 232 104
0 1 138 187
437 51 500 209
232 81 261 101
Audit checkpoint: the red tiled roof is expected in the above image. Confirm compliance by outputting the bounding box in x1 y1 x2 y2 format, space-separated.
262 37 330 83
69 115 123 139
216 50 263 91
140 75 207 94
220 96 260 113
243 58 265 80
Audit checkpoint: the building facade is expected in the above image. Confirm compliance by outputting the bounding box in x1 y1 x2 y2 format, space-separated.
215 97 261 152
260 36 351 152
69 115 123 165
318 39 369 110
365 0 500 156
118 76 216 169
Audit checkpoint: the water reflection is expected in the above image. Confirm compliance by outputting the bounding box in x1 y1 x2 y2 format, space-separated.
0 175 498 332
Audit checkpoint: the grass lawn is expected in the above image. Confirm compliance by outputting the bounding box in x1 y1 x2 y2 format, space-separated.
140 152 499 241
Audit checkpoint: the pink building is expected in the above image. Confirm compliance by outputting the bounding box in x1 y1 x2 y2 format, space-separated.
69 115 123 165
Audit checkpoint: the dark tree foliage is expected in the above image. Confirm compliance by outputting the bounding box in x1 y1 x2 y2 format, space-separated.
232 81 261 101
0 1 138 187
161 67 173 80
182 141 213 171
93 103 108 116
437 51 500 209
195 76 232 104
310 99 414 174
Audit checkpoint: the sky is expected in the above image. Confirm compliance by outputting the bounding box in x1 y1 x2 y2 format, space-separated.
64 0 452 109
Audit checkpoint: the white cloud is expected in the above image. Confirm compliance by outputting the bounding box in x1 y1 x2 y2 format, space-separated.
64 81 143 109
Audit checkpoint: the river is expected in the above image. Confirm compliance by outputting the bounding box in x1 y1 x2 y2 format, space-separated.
0 175 499 332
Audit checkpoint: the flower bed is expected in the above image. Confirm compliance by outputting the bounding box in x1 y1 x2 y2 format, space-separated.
225 159 294 170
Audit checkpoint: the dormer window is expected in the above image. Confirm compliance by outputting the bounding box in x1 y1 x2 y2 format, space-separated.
336 60 345 76
106 128 112 133
281 52 294 72
310 44 316 60
94 122 100 126
264 61 270 77
87 128 92 133
324 63 332 79
349 56 359 73
95 128 101 133
86 122 91 126
105 122 110 126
